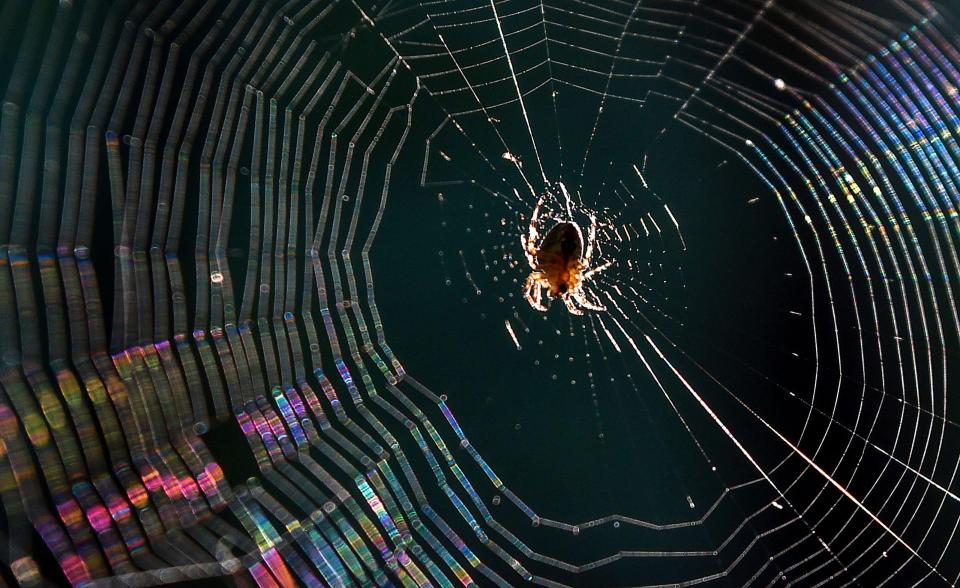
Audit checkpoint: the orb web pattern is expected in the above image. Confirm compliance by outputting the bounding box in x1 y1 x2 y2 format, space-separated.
0 0 958 587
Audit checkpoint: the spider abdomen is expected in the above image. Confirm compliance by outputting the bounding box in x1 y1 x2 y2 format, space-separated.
536 222 584 297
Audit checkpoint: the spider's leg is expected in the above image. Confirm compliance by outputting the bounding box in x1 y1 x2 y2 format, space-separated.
522 197 545 269
581 260 613 282
525 272 548 311
535 277 548 311
563 294 584 316
522 235 537 270
523 271 536 299
583 214 597 266
573 289 605 311
531 195 544 228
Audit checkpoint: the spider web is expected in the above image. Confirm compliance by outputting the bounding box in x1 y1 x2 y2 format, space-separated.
368 0 960 584
0 0 958 587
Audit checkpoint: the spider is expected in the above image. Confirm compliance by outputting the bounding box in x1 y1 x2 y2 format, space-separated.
521 198 611 315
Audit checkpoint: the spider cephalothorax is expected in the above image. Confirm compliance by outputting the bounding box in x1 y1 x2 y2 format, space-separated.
521 198 611 315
